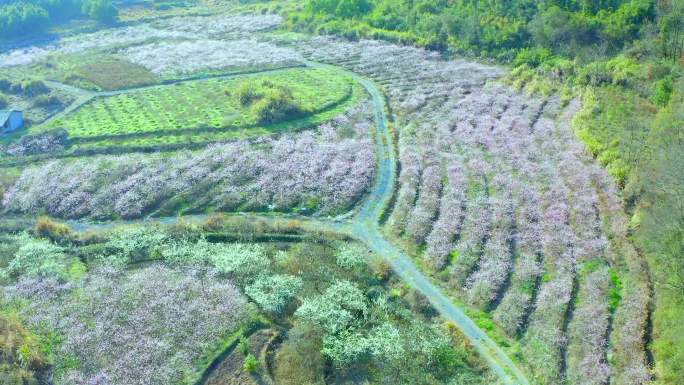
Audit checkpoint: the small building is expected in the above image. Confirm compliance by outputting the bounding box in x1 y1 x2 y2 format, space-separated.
0 110 23 134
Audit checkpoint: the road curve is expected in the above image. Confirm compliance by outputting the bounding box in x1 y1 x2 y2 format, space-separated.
50 60 530 385
328 63 531 385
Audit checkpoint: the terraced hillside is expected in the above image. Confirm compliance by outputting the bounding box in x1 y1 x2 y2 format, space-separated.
0 7 658 385
32 67 362 152
291 36 652 385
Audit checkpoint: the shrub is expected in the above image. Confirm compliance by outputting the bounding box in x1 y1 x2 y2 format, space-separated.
209 243 271 283
32 94 62 108
577 61 613 86
651 76 673 107
4 129 68 156
21 80 49 97
34 216 72 244
0 3 50 38
514 47 554 68
245 274 303 314
3 234 68 280
252 90 304 123
0 314 48 383
243 354 260 373
295 280 367 335
235 81 262 106
105 226 172 264
82 0 118 24
335 243 367 269
234 79 306 124
0 94 7 109
238 336 250 356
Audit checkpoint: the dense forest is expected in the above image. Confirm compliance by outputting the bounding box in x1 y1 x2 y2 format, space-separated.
289 1 684 384
0 0 118 39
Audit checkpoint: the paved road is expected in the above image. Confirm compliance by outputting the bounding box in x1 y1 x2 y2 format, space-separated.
56 61 530 385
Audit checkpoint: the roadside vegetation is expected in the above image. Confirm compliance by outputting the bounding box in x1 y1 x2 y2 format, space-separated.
286 1 684 383
0 218 494 385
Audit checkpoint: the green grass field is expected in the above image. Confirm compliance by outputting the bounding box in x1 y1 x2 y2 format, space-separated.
67 82 365 153
33 67 357 151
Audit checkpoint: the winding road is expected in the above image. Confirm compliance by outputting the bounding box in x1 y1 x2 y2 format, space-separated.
52 61 530 385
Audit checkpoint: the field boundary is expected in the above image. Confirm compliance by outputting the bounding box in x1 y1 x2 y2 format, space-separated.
44 61 532 385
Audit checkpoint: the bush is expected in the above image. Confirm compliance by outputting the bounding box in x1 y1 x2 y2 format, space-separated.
0 315 49 384
245 274 303 314
32 94 62 108
4 129 68 156
233 79 306 124
82 0 118 24
0 3 50 38
4 234 68 280
651 76 674 107
252 91 304 123
514 47 554 68
0 94 7 109
243 354 260 373
34 216 73 244
238 336 250 356
21 80 49 97
577 61 613 86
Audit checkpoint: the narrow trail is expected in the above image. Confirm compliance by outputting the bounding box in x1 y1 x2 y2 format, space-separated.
51 61 530 385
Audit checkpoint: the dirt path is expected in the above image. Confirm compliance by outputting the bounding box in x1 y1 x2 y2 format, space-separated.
56 61 530 385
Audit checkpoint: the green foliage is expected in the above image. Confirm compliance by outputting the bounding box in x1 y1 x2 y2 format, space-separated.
636 78 684 384
651 76 674 106
335 243 367 269
0 3 49 38
2 234 68 280
34 216 73 244
0 0 84 39
274 323 325 385
238 336 250 356
40 67 355 152
658 1 684 60
514 47 554 68
296 280 367 335
297 0 656 61
209 243 271 282
609 269 623 313
235 79 306 124
243 353 260 373
0 314 48 385
308 0 372 18
106 226 172 264
21 80 49 98
82 0 118 24
245 274 303 313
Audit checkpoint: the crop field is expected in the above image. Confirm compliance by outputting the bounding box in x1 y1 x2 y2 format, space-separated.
0 6 670 385
295 36 652 385
28 67 358 152
4 102 375 218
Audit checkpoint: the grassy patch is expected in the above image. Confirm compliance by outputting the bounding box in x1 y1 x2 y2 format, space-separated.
37 67 353 143
66 56 158 91
572 86 656 186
